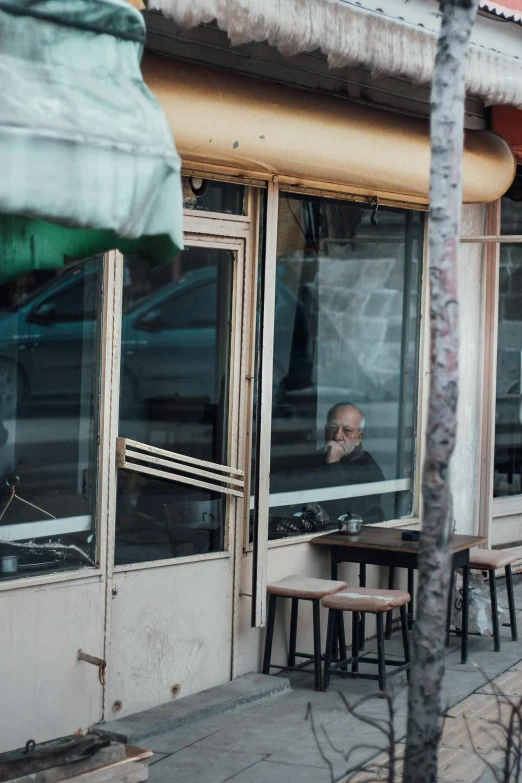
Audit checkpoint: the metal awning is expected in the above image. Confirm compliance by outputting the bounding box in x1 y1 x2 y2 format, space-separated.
0 0 183 283
149 0 522 109
480 1 522 24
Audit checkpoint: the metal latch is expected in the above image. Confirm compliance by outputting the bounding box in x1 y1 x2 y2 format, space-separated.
77 649 106 685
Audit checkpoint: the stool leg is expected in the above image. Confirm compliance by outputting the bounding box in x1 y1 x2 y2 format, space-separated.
506 565 518 642
359 564 366 650
408 569 415 630
385 567 396 640
288 598 299 667
323 609 335 691
400 604 411 682
376 613 386 692
489 569 500 652
262 594 278 674
446 568 455 647
312 599 322 691
336 610 347 670
351 611 360 673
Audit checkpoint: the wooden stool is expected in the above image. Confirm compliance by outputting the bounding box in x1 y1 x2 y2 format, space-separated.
262 575 348 691
464 548 517 651
322 587 411 692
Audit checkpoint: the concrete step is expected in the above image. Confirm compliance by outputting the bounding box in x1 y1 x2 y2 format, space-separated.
93 674 290 744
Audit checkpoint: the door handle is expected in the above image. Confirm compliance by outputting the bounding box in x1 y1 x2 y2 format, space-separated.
78 649 106 685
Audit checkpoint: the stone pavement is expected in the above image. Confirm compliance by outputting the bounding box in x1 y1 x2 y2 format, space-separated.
142 577 522 783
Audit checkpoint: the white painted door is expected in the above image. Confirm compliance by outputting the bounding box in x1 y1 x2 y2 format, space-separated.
104 232 252 718
0 254 115 752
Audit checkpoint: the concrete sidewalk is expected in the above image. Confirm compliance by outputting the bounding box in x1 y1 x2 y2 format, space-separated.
141 578 522 783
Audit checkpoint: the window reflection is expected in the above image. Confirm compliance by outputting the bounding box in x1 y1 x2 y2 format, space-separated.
265 193 422 537
494 197 522 497
115 247 234 564
0 258 102 579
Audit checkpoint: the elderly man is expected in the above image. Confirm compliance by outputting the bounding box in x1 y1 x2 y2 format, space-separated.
319 402 384 522
270 401 385 529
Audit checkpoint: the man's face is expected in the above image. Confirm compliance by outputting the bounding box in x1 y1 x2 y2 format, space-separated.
324 406 363 456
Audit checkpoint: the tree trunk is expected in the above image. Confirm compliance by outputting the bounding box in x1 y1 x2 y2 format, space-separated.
403 2 479 782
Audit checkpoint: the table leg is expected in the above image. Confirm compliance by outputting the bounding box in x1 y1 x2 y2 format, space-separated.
359 563 366 650
330 549 340 658
407 569 414 630
461 564 470 664
331 550 338 580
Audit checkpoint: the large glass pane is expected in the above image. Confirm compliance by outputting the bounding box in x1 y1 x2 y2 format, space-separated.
0 257 103 580
115 246 234 564
494 197 522 498
264 193 422 539
182 177 246 215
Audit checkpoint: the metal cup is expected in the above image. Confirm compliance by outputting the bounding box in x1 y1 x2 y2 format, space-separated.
338 514 363 535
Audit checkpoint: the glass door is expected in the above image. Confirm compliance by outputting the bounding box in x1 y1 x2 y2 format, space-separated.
105 233 251 716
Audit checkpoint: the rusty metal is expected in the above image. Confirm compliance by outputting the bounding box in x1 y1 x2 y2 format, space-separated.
77 650 107 685
0 735 110 782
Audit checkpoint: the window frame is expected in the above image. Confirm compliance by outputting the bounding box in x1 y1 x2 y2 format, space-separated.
249 181 428 626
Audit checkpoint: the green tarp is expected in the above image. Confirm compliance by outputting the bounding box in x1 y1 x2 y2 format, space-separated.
0 0 183 283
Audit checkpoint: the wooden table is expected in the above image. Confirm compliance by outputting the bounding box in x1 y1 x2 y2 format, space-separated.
311 527 486 664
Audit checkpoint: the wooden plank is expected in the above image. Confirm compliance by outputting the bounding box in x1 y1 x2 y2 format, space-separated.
125 449 244 488
122 461 243 498
6 746 126 783
0 737 111 783
121 438 243 477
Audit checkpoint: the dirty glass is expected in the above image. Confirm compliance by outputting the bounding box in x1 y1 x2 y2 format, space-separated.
182 177 246 215
262 192 422 539
0 257 103 580
115 246 234 564
494 197 522 498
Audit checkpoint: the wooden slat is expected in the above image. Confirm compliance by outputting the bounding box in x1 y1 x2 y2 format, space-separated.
125 449 244 489
122 438 243 477
122 460 243 498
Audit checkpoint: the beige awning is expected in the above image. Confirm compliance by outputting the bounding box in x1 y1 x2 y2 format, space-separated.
142 55 515 206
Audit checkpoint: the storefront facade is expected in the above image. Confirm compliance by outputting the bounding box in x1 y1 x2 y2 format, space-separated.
1 0 522 754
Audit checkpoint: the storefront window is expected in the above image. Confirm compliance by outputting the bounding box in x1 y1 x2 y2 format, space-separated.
494 197 522 498
182 177 246 215
0 257 103 580
265 193 423 538
115 246 235 564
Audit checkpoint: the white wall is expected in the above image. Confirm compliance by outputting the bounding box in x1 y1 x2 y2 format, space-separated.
450 205 486 535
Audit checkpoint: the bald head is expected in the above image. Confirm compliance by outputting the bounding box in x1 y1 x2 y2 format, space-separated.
324 403 365 462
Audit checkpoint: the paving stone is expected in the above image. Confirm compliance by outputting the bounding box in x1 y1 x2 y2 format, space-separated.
478 669 522 696
437 746 504 783
225 759 334 783
191 710 313 756
95 674 290 743
446 693 514 723
145 713 238 753
266 711 404 778
142 753 169 767
440 715 505 751
147 747 264 783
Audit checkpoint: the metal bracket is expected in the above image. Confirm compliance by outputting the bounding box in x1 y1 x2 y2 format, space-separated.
77 649 106 685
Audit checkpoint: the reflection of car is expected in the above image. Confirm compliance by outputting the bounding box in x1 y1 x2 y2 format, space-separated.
0 260 310 410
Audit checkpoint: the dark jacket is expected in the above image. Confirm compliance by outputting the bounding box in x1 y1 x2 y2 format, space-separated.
270 444 385 525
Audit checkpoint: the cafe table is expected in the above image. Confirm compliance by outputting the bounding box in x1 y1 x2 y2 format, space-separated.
311 526 487 664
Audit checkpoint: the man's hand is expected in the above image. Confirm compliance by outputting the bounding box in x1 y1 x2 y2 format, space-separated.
325 440 346 464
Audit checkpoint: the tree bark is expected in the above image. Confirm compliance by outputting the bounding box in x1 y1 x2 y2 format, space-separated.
403 2 479 782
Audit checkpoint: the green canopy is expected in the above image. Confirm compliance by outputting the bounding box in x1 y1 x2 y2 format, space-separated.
0 0 183 283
